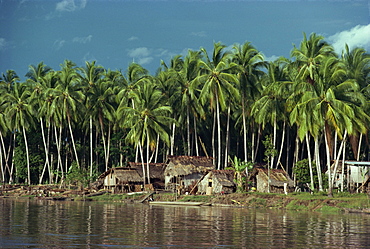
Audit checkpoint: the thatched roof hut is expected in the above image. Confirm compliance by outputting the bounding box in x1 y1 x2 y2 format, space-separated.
128 162 165 181
164 155 214 190
198 170 236 194
249 167 294 193
164 155 214 177
98 167 143 192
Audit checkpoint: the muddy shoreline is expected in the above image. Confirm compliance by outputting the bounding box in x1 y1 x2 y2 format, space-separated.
1 184 370 214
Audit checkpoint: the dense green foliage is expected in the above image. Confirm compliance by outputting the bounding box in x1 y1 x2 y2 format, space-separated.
0 33 369 194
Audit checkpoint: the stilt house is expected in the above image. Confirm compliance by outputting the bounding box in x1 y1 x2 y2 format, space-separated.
98 167 143 193
128 162 166 190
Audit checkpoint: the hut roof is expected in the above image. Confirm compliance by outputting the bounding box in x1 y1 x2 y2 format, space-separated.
210 170 235 187
98 167 143 183
164 155 214 177
128 162 165 180
249 167 294 187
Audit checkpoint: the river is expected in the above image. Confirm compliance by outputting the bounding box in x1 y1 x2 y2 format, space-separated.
1 198 370 248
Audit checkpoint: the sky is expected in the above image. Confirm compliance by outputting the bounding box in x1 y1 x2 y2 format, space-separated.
1 0 370 80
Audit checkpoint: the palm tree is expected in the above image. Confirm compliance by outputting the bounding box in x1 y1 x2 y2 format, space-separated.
0 70 19 183
51 60 85 169
289 33 336 192
3 82 34 184
118 82 173 184
197 42 239 169
232 42 264 162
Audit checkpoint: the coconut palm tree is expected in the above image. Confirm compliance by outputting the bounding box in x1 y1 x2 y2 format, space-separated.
3 82 34 184
232 42 264 162
118 82 173 184
197 42 239 169
51 60 85 169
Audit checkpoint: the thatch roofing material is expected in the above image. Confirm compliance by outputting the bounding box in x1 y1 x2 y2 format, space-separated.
128 162 165 180
250 167 294 187
211 170 235 187
98 167 143 183
165 155 214 177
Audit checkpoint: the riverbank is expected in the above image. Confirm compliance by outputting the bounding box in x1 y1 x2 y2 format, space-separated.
1 185 370 213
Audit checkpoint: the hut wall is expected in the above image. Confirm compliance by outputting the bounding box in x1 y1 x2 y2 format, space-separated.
256 174 268 192
198 172 212 194
104 173 117 187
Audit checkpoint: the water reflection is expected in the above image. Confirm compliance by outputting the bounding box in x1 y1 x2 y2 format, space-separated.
1 198 370 248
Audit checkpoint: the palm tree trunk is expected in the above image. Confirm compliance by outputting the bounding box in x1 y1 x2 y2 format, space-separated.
170 122 176 155
325 126 333 197
212 112 216 166
224 105 231 169
90 117 93 177
271 116 277 169
39 118 50 184
314 135 323 192
276 120 286 169
105 124 111 171
138 141 146 185
23 128 31 185
67 115 79 167
194 116 199 156
341 140 346 192
242 101 248 162
357 133 363 161
305 134 315 191
331 130 347 192
216 95 222 170
187 106 191 156
146 135 151 185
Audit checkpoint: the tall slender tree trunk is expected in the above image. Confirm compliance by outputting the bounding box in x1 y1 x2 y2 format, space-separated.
325 126 333 197
194 116 199 156
276 120 286 169
224 105 231 169
216 95 222 170
212 112 216 166
314 135 323 192
67 115 79 167
39 118 50 184
305 134 315 191
138 141 146 185
23 128 31 185
146 135 151 185
341 139 346 192
186 106 191 156
242 101 248 162
170 122 176 155
90 117 93 178
271 116 277 169
330 130 347 194
357 133 363 161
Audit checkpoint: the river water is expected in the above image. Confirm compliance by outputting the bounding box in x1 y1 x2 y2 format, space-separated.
1 198 370 248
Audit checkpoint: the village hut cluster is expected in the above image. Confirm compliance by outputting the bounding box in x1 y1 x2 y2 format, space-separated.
95 155 296 195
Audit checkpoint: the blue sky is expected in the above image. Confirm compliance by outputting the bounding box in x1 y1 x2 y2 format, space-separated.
1 0 369 79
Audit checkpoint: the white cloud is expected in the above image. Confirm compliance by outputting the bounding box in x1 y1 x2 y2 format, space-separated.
137 57 153 65
56 0 87 12
264 55 280 62
128 47 154 65
328 24 370 53
0 38 6 50
72 35 92 44
190 31 207 37
128 47 150 58
128 36 139 41
53 39 66 50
